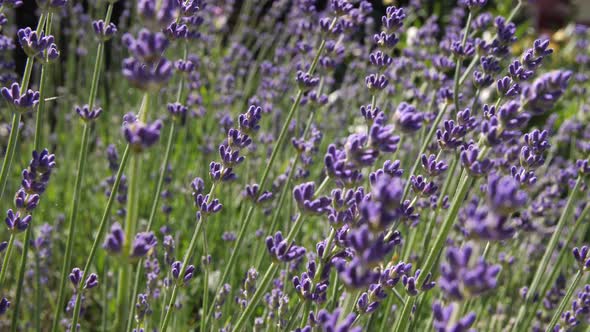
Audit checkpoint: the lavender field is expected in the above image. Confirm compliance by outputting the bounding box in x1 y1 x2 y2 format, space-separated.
0 0 588 331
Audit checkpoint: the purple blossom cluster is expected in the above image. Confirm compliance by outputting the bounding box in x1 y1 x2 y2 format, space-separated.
0 0 589 331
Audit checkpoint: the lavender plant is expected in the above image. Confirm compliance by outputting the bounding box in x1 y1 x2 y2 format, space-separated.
0 0 589 331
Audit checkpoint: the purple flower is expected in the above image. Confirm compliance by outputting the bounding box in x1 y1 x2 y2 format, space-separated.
296 70 320 90
402 268 435 296
433 301 476 332
69 268 83 288
361 175 403 230
265 231 306 263
171 261 196 284
36 0 67 10
293 182 331 215
122 113 163 152
380 261 412 289
382 6 405 32
122 58 173 91
461 0 487 9
421 154 448 177
238 105 262 135
131 232 157 258
521 70 572 115
486 174 528 215
365 74 388 91
14 189 39 211
1 82 40 111
122 29 169 65
313 308 361 332
451 41 475 58
92 20 117 41
243 184 273 205
84 273 98 290
0 298 9 316
293 272 328 303
573 246 590 271
5 209 31 233
75 105 102 122
460 145 492 177
439 245 501 300
103 222 124 254
17 27 54 57
394 102 423 133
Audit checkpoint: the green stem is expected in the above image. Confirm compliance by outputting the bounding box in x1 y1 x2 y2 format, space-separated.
453 11 472 115
533 203 590 318
285 301 303 331
205 17 337 326
233 262 279 331
342 290 359 317
394 296 415 332
10 14 51 331
34 252 41 332
417 168 474 287
160 209 207 332
34 30 51 150
51 4 113 329
546 270 583 332
0 11 47 200
70 144 132 330
513 176 583 330
401 103 448 201
11 225 32 332
116 151 141 330
0 233 15 287
458 1 523 86
126 43 187 331
200 225 210 332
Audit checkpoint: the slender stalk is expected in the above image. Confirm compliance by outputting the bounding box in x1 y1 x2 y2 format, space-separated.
458 1 523 86
546 270 583 332
159 210 207 331
394 296 415 332
0 233 15 286
285 301 303 331
532 203 590 317
10 14 51 331
513 176 583 330
0 12 47 200
342 290 359 317
34 252 41 332
116 150 141 330
206 16 336 317
11 222 33 332
125 43 187 331
233 262 279 331
452 11 472 114
401 103 448 201
70 144 132 330
200 226 210 332
51 5 114 330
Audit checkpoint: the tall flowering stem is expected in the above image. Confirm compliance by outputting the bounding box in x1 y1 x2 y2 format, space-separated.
125 44 188 332
159 184 215 332
0 12 47 200
51 4 114 331
207 16 338 321
115 94 151 331
546 270 583 331
453 11 473 114
513 176 583 330
401 102 448 201
11 13 52 331
70 145 132 330
458 1 524 86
